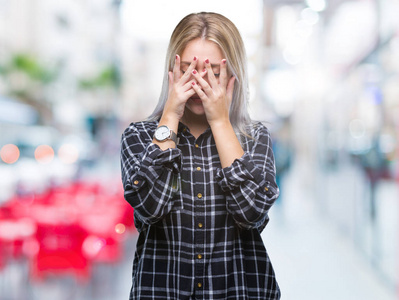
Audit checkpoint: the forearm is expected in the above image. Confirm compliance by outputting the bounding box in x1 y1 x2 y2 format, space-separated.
225 180 278 230
211 121 244 168
216 151 280 230
124 171 182 225
214 124 280 230
121 137 183 224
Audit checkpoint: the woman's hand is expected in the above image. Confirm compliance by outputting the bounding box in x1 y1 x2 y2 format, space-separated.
163 55 204 121
155 55 207 150
190 58 242 168
190 58 236 126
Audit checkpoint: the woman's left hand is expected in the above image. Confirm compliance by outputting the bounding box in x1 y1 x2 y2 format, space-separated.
190 58 235 126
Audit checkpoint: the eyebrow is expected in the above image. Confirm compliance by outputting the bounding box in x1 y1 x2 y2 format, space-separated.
181 61 221 68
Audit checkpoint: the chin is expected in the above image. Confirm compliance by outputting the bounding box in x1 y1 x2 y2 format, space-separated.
185 100 205 116
188 107 205 116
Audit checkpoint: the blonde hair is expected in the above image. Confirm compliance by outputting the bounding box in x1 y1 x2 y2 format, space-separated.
148 12 251 136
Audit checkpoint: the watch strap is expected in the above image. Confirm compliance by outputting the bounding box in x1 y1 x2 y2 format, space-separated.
169 129 178 144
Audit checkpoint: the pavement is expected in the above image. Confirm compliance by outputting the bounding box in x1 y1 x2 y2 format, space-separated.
261 161 397 300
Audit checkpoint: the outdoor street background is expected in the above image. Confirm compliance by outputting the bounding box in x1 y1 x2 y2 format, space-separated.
0 0 398 299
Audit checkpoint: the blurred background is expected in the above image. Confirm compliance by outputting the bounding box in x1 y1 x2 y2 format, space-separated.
0 0 398 299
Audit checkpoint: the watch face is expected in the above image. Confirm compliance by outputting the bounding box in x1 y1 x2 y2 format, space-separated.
154 126 170 141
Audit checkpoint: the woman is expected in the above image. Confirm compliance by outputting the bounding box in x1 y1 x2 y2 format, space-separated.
121 12 280 299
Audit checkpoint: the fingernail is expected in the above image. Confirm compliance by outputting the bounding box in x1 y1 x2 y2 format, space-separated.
205 59 209 64
193 56 197 61
192 70 197 74
222 59 227 64
176 55 179 59
192 81 196 85
203 68 206 72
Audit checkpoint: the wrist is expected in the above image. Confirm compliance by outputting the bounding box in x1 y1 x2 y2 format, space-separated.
152 123 178 150
159 112 179 130
154 125 178 143
163 100 184 122
209 118 231 131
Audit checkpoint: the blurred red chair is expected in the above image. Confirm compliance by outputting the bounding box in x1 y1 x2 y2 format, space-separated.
30 223 89 282
1 177 136 286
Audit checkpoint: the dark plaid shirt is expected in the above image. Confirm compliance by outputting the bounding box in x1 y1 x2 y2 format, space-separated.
120 120 280 300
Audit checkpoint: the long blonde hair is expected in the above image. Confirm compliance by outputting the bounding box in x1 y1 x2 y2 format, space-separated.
148 12 251 136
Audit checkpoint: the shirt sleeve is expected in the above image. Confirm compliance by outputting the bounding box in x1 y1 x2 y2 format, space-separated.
215 124 279 231
120 123 183 226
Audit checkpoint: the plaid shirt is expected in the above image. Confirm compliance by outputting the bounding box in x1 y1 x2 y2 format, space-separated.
120 120 280 300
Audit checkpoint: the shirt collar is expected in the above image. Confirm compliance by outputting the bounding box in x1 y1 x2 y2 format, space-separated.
178 122 212 138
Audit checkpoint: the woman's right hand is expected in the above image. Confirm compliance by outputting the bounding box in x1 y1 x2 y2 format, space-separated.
162 55 199 121
155 55 204 150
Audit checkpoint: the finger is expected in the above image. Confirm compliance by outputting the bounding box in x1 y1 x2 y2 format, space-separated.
169 71 174 84
200 67 207 78
173 54 181 83
180 56 198 82
191 69 213 96
219 59 228 87
182 79 197 92
226 76 236 102
204 58 217 88
191 81 207 100
183 86 196 99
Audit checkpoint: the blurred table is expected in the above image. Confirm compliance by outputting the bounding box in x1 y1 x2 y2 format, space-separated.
0 179 135 283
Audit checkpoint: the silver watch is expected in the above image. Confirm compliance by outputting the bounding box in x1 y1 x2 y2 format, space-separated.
154 125 178 143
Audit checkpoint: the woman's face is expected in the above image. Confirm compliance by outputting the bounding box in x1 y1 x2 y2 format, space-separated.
180 38 224 117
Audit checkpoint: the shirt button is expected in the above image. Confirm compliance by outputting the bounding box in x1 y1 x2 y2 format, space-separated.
196 167 201 171
133 180 139 185
197 193 203 199
264 187 269 192
195 144 199 148
198 223 203 228
197 282 202 288
197 254 203 259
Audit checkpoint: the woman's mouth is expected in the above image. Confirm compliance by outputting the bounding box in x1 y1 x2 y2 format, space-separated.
190 96 202 104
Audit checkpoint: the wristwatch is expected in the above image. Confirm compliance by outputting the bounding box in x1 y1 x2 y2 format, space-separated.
154 125 178 144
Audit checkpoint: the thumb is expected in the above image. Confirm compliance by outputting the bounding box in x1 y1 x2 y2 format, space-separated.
168 72 173 95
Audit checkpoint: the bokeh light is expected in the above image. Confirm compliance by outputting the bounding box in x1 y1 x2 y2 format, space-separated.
34 145 54 164
58 144 79 164
0 144 20 164
82 236 106 258
115 223 126 234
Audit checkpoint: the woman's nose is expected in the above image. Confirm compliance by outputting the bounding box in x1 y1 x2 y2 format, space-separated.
194 63 210 82
196 62 205 73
